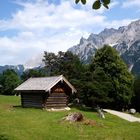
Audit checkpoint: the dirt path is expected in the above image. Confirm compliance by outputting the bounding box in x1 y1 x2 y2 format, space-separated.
103 109 140 122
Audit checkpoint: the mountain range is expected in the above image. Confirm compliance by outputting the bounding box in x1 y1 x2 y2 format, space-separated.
0 54 44 76
68 19 140 76
0 19 140 76
0 65 24 76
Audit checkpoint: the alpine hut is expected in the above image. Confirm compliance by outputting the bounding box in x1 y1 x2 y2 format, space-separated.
15 75 76 109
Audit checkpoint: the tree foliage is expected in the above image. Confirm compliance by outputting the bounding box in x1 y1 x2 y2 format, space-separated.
21 69 46 81
43 51 84 79
133 76 140 112
0 69 21 95
75 0 110 10
42 52 57 76
89 45 134 109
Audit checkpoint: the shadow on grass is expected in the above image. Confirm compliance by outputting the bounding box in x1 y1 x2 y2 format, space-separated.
12 105 43 111
0 134 9 140
13 105 22 108
70 104 96 112
12 104 97 112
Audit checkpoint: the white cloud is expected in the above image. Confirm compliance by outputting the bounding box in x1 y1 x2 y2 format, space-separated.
0 0 105 65
122 0 140 8
110 0 120 8
104 19 137 29
1 1 106 31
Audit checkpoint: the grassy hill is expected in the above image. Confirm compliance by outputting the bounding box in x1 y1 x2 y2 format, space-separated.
0 95 140 140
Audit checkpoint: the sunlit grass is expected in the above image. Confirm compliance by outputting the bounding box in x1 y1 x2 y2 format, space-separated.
134 112 140 118
0 95 140 140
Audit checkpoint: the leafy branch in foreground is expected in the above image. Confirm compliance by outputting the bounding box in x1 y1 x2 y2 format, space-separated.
75 0 110 10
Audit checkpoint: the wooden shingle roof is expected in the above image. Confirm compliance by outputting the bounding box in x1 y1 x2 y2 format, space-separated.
15 75 77 93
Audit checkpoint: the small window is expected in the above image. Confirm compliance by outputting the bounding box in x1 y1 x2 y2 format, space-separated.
54 87 64 93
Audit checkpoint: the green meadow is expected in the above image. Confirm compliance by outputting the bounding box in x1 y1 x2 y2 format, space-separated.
0 95 140 140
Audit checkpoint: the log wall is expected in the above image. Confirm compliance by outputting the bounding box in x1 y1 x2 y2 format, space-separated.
21 92 44 108
45 92 68 109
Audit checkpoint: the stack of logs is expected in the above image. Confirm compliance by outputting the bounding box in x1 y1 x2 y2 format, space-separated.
45 93 68 109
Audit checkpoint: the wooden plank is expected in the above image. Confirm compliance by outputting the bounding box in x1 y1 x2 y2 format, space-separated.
45 92 68 109
21 92 44 108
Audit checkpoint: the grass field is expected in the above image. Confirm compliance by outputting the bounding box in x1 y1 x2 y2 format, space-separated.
134 112 140 118
0 95 140 140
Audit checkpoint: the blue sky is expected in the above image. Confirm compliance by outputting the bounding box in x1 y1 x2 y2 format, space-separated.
0 0 140 66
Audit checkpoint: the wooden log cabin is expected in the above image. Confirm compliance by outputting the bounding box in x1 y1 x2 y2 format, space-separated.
15 75 77 109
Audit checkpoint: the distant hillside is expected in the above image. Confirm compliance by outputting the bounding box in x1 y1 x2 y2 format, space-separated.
0 65 24 76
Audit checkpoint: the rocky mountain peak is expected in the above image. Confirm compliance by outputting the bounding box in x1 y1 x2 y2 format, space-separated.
68 19 140 75
99 28 117 37
118 26 127 33
80 37 86 44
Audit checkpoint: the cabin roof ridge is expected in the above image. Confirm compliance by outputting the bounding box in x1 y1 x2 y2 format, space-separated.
14 75 76 93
